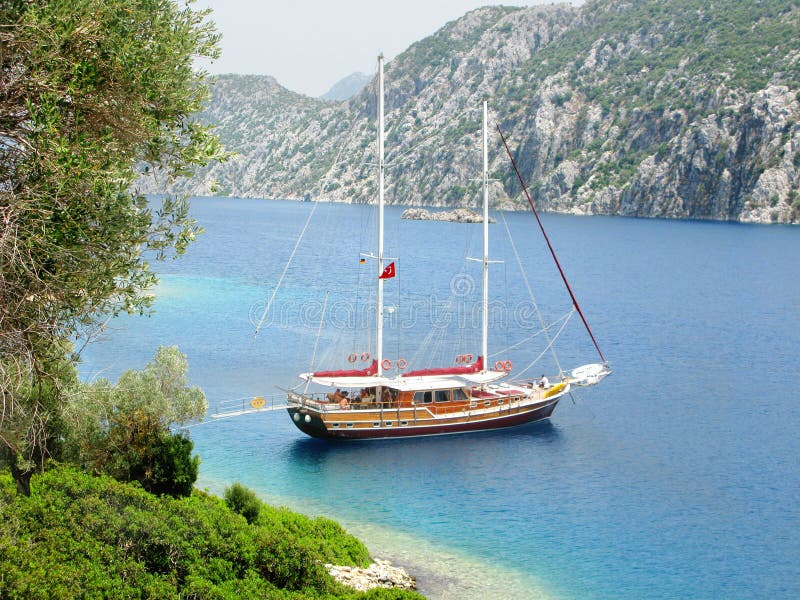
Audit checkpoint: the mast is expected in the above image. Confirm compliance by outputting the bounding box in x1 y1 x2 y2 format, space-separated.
481 100 489 373
377 54 385 376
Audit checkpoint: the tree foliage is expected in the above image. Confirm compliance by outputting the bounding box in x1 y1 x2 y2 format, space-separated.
0 0 225 491
62 345 205 496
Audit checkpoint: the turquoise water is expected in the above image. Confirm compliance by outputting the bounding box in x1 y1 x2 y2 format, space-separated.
80 198 800 599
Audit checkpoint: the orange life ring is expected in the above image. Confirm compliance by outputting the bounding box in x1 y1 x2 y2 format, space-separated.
397 358 408 369
360 352 370 362
465 353 474 363
339 398 348 409
347 353 357 363
455 354 464 364
494 361 505 371
381 358 392 371
503 360 513 372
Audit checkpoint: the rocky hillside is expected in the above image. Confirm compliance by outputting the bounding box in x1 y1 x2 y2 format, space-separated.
144 0 800 224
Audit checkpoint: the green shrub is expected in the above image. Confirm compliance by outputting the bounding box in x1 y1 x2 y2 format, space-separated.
148 433 199 497
0 466 417 599
257 504 372 567
224 481 262 524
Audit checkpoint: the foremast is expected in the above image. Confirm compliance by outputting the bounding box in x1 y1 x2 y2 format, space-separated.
377 54 386 377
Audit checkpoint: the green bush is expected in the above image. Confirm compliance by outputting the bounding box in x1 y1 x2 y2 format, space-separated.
0 466 423 599
149 433 200 497
257 504 372 568
224 481 261 524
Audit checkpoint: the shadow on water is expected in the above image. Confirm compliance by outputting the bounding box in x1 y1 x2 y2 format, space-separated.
286 420 563 472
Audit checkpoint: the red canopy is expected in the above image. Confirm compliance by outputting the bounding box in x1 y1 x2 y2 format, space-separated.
313 359 378 378
402 356 483 378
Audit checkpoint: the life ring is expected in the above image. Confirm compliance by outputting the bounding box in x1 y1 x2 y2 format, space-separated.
455 354 464 364
360 352 370 362
464 353 474 363
347 353 357 363
381 358 392 371
494 361 505 371
339 398 349 409
503 360 513 372
397 358 408 369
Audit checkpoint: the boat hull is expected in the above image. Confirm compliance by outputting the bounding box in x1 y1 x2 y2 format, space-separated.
287 397 560 440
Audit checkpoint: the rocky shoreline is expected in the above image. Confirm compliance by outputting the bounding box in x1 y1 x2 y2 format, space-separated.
326 559 416 592
401 207 496 223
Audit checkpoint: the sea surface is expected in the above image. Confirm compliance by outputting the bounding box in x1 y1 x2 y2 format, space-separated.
80 198 800 599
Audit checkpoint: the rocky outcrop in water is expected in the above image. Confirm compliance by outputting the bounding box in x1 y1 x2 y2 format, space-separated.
401 207 495 223
143 1 800 224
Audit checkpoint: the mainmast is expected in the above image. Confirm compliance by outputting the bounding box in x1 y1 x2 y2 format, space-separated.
481 100 489 373
376 54 386 376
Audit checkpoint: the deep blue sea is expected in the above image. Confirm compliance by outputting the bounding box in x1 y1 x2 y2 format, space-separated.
80 198 800 599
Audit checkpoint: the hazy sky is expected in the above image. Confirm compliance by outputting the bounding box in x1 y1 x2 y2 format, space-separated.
193 1 580 97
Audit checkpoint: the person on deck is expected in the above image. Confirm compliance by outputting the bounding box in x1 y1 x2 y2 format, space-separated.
539 375 550 389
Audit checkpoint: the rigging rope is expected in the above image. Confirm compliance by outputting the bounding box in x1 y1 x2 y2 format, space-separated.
514 308 575 380
489 309 573 358
499 210 563 374
304 291 329 394
253 101 364 337
253 201 318 337
496 124 607 364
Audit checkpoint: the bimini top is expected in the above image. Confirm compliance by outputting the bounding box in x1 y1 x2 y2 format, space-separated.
299 357 507 391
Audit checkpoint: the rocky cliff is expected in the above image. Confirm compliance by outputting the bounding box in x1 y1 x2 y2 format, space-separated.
143 0 800 224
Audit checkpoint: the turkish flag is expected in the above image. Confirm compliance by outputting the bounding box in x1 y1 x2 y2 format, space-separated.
379 262 396 279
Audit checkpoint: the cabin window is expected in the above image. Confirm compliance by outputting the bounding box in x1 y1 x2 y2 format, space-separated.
435 390 451 403
372 422 380 428
400 421 408 426
453 388 468 402
384 421 393 427
332 423 340 428
346 423 354 428
414 391 432 404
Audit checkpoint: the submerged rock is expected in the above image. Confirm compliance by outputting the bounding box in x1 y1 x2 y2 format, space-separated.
326 558 416 591
401 207 496 223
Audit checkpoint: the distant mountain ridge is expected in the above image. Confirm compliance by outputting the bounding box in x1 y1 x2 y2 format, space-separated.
142 0 800 224
319 72 371 101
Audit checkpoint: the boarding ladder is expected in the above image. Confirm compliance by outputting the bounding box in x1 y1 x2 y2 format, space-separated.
209 394 290 420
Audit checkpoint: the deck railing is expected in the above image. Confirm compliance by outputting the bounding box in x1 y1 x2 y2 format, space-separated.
288 391 398 412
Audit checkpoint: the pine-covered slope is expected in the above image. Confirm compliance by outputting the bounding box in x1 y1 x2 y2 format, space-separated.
144 1 800 224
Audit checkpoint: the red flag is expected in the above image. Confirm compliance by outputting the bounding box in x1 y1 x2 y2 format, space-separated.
379 262 396 279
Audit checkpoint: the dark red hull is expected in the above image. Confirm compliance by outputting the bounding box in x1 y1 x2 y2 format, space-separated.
287 398 560 440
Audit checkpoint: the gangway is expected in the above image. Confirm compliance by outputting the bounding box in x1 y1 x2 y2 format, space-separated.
209 394 289 420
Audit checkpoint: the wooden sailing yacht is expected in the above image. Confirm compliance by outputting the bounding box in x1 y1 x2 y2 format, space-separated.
286 56 609 439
